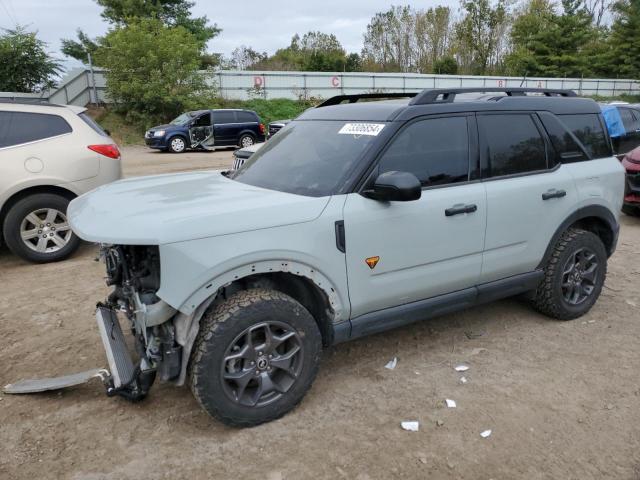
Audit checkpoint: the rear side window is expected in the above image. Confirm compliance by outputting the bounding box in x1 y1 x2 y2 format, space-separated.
479 114 546 177
213 111 236 124
78 112 109 137
558 114 611 159
0 111 72 148
378 116 470 187
619 108 640 132
538 112 588 163
236 111 258 123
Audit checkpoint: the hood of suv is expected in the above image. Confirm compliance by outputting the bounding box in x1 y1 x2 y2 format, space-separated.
68 171 330 245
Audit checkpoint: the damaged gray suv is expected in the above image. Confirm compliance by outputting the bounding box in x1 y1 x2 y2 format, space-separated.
67 88 624 427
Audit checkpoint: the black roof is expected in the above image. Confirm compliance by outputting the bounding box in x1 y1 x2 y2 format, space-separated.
299 88 601 122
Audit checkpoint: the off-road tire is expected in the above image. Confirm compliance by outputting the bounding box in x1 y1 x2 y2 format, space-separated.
531 228 607 320
3 193 80 263
622 204 640 217
189 288 322 427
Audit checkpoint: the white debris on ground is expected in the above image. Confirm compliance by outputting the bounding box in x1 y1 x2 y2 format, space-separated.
454 365 469 372
385 357 398 370
460 376 468 384
445 399 457 408
625 300 637 307
401 421 419 432
480 429 492 438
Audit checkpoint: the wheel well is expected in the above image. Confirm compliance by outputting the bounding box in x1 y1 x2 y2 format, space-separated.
218 272 335 347
570 216 615 255
0 185 76 242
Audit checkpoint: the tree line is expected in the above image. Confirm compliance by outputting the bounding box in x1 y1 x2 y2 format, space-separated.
1 0 639 124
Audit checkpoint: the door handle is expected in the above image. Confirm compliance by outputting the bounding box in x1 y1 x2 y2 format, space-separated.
445 204 477 216
542 189 567 200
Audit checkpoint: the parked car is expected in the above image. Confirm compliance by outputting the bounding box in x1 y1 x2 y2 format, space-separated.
621 145 640 216
268 119 290 138
145 109 266 153
68 88 623 427
600 104 640 156
232 142 263 170
0 100 121 263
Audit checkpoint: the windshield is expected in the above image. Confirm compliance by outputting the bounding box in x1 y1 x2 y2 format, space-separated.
231 120 383 197
170 112 194 125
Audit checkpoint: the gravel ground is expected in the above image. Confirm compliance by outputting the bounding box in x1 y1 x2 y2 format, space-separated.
1 146 639 480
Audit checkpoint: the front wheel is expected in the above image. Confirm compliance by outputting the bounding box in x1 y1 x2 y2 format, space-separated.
168 136 187 153
2 193 80 263
189 288 322 427
531 228 607 320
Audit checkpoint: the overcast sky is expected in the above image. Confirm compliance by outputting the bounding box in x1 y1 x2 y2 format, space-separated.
0 0 459 70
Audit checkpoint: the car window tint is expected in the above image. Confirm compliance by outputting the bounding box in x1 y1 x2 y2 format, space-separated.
213 111 236 124
0 111 11 146
192 113 211 127
480 114 546 177
378 116 469 187
78 112 109 136
0 111 72 148
538 112 588 163
236 111 257 123
618 108 639 132
558 114 611 159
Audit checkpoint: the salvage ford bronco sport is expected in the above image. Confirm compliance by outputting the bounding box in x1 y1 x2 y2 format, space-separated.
67 88 624 427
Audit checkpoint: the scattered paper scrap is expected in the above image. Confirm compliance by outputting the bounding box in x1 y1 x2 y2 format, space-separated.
445 399 457 408
460 376 468 384
385 357 398 370
626 300 637 307
480 429 492 438
454 365 469 372
401 421 419 432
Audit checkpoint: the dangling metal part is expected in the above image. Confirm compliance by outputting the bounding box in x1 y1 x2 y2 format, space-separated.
3 368 110 394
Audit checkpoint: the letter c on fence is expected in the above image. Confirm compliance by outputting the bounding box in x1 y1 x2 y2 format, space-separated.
331 76 340 88
254 76 264 88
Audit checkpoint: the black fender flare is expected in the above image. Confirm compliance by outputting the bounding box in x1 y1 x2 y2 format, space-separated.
537 205 620 269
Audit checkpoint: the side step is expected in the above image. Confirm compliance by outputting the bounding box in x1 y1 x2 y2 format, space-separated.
96 306 136 389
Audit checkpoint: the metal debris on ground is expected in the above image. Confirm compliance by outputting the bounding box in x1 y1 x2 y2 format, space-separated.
480 429 492 438
401 421 419 432
460 376 468 384
465 330 486 339
455 364 469 372
445 399 457 408
385 357 398 370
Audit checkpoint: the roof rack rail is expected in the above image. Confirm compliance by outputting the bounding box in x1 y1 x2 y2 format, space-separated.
409 87 577 105
317 92 418 108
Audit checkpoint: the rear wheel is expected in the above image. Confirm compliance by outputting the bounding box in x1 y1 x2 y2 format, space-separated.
531 228 606 320
3 193 80 263
189 288 322 427
238 133 255 148
168 136 187 153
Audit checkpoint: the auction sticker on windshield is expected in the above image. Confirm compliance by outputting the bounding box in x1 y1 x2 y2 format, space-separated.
338 123 385 136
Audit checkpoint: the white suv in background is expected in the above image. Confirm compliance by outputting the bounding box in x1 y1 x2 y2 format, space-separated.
0 101 122 263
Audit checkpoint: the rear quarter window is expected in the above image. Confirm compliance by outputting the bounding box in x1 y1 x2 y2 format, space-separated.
0 111 72 148
236 111 258 123
558 114 611 159
78 112 109 137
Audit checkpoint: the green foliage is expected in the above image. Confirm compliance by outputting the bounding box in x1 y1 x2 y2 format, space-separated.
249 32 360 72
61 29 100 65
0 26 62 92
455 0 508 75
608 0 640 78
433 56 459 74
95 18 215 122
96 0 220 46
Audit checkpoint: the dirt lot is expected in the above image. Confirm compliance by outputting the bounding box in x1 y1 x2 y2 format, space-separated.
1 146 640 480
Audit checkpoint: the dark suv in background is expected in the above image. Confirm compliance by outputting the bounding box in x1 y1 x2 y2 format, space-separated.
145 109 265 153
600 104 640 157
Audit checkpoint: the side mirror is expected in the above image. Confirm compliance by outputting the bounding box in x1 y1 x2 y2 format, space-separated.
363 171 422 202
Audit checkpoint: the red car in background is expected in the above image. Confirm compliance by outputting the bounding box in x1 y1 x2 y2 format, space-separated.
622 146 640 216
